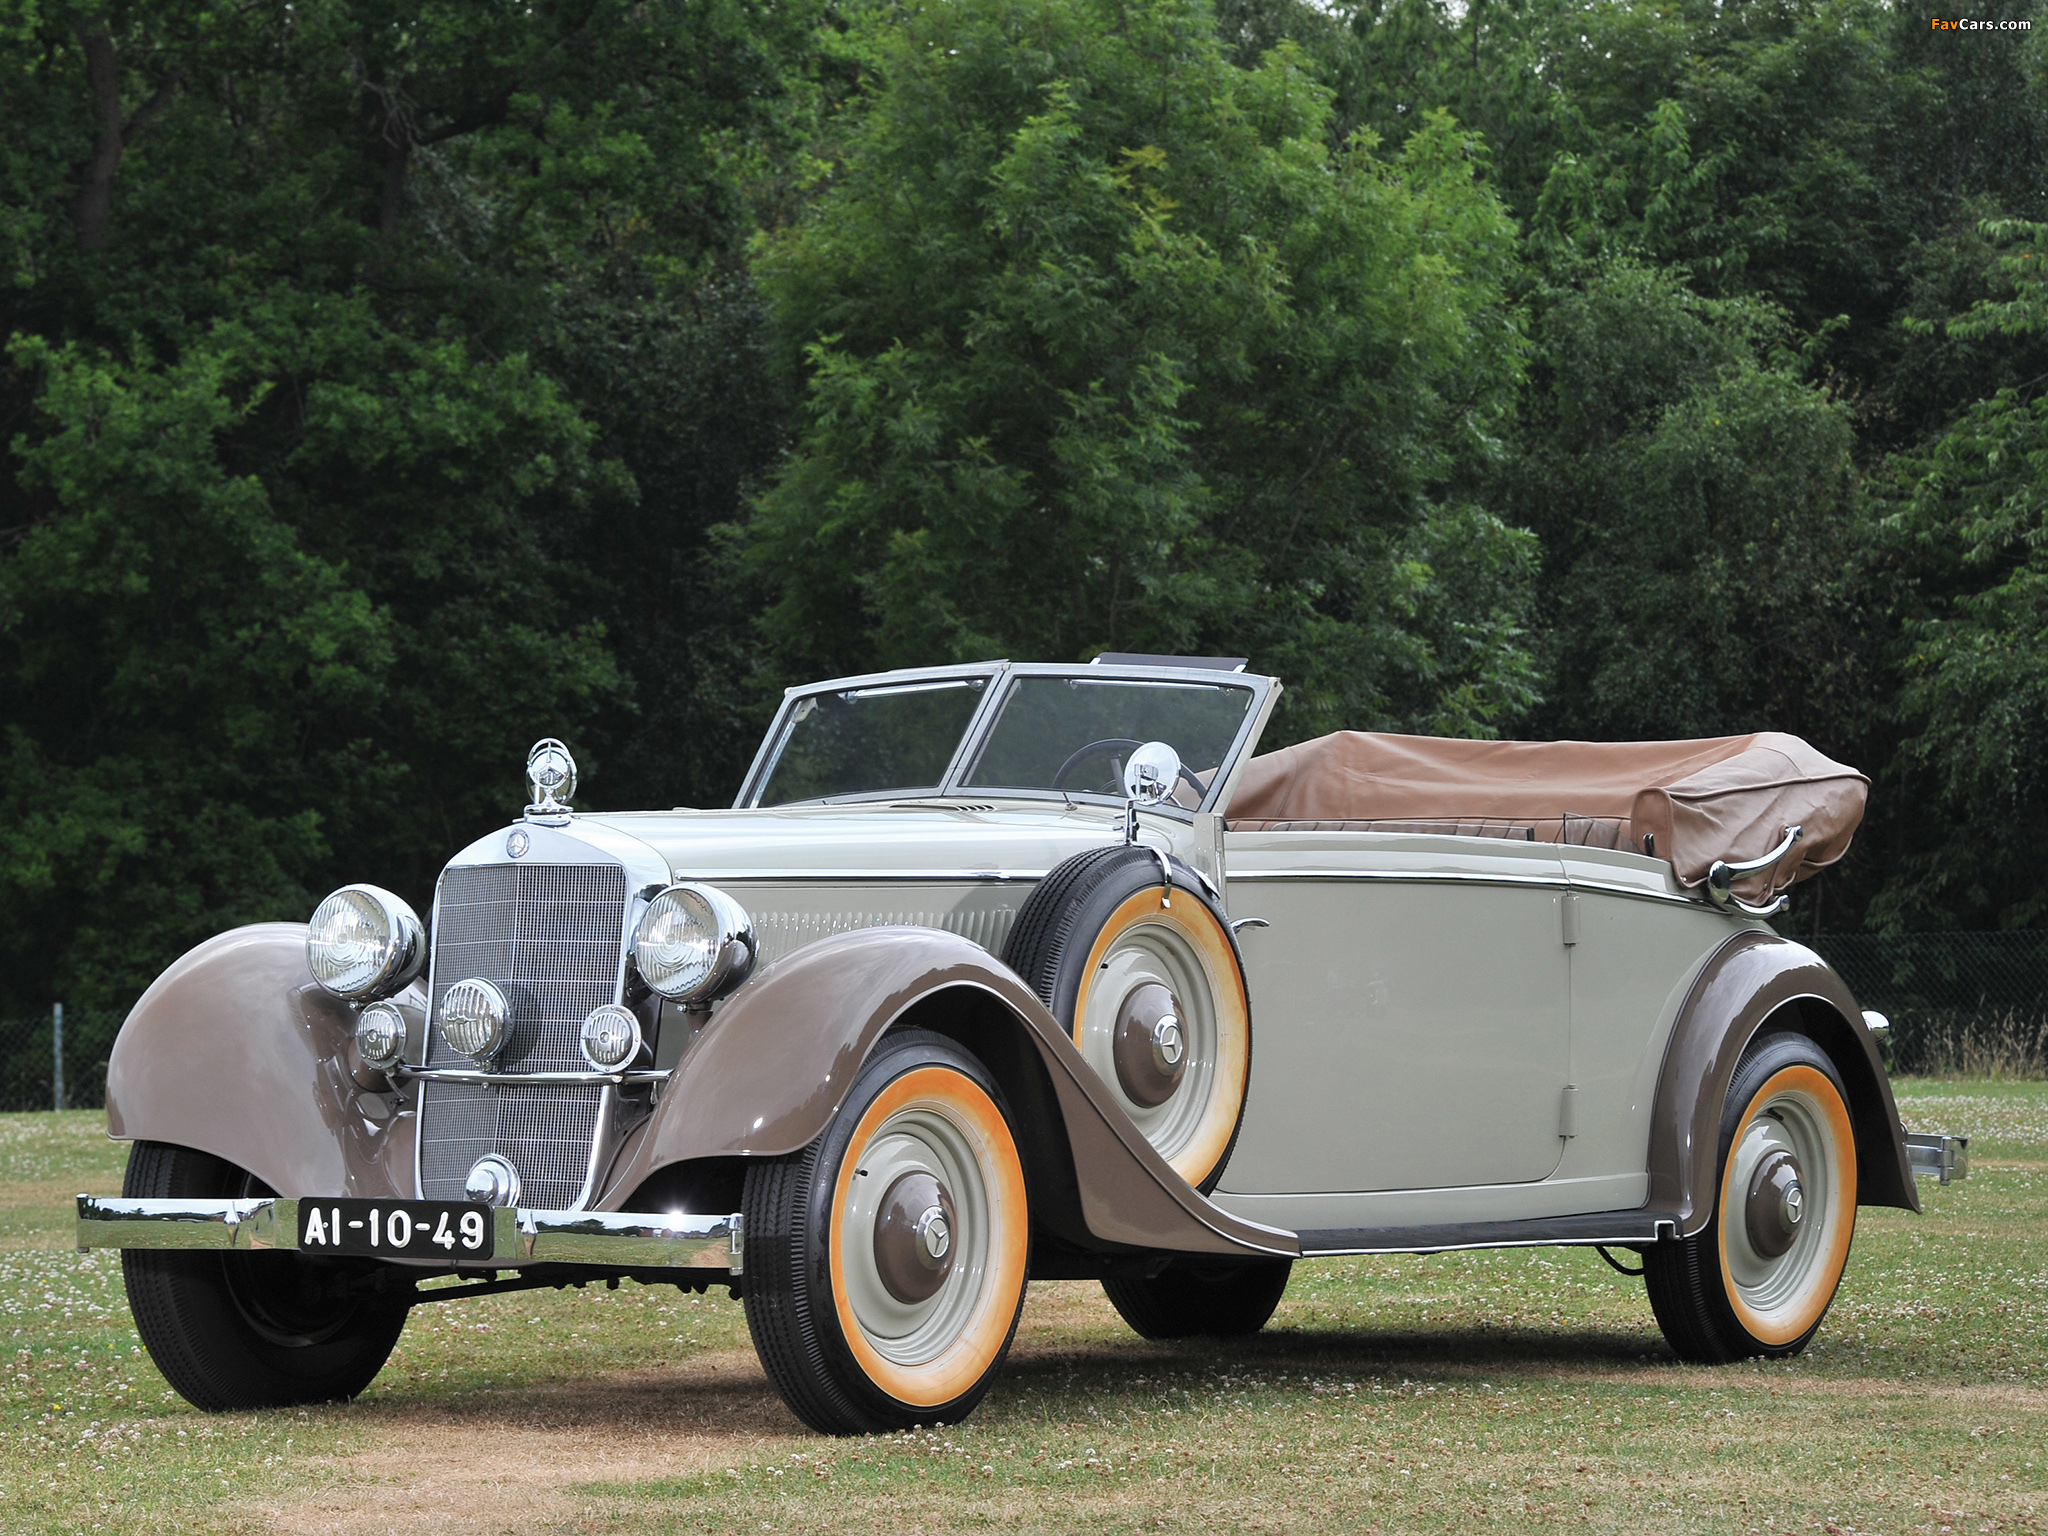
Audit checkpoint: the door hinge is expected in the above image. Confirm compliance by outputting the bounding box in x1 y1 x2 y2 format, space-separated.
1558 1084 1578 1138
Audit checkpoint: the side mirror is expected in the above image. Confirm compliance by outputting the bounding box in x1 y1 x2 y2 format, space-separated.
1122 741 1182 842
1123 741 1181 805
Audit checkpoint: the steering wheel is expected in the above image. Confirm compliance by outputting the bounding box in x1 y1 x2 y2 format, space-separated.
1050 738 1208 799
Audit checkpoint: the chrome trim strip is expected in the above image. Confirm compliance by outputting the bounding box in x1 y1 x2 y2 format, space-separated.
1562 876 1701 908
700 870 1053 884
1229 868 1569 890
77 1195 744 1271
397 1067 671 1087
1226 867 1706 908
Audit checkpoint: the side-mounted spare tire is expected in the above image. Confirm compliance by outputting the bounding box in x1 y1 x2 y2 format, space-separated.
1003 843 1251 1191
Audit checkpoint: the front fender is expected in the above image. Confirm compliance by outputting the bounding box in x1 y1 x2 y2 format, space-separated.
599 927 1296 1259
104 924 413 1200
1649 929 1917 1236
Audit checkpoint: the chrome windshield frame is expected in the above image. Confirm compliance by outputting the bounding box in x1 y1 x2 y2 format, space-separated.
733 660 1277 816
734 661 1012 809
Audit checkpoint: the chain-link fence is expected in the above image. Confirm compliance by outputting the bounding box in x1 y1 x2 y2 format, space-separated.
1807 931 2048 1076
0 929 2040 1107
0 1008 125 1111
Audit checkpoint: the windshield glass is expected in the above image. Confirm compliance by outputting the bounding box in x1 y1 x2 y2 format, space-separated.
757 678 988 806
962 676 1255 805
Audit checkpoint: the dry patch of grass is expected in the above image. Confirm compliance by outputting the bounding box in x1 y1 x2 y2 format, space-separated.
0 1080 2040 1535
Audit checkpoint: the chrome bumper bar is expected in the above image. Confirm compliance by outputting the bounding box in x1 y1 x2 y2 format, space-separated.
1904 1132 1970 1185
76 1196 743 1273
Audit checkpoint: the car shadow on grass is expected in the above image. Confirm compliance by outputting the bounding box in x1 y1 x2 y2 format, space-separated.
999 1323 1673 1391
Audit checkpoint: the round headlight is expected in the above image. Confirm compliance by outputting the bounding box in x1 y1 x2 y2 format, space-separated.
632 883 756 1003
579 1004 645 1070
306 884 424 1001
439 977 509 1064
354 1002 409 1071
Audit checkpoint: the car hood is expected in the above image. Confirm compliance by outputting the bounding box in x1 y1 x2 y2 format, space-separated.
575 800 1128 882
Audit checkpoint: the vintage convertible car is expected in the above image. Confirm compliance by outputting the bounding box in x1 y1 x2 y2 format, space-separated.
80 657 1968 1433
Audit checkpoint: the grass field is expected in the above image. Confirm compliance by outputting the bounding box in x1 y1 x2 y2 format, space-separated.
1 1080 2040 1534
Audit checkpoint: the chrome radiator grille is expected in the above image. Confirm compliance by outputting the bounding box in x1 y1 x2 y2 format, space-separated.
418 861 628 1210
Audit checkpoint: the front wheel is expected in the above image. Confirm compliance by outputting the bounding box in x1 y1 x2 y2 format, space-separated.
741 1029 1031 1434
1645 1032 1858 1363
121 1142 411 1411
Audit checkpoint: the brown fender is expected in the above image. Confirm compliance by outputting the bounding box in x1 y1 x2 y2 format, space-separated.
103 924 414 1200
1649 929 1917 1236
598 927 1297 1259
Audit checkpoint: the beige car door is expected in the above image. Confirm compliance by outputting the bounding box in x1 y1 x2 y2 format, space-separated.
1552 844 1751 1192
1216 831 1572 1198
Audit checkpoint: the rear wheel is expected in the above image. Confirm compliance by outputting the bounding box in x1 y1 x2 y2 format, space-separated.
1645 1032 1858 1363
741 1030 1031 1433
121 1142 410 1411
1102 1260 1292 1340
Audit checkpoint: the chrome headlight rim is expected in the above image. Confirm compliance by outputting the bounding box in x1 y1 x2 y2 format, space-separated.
306 884 425 1002
632 882 757 1004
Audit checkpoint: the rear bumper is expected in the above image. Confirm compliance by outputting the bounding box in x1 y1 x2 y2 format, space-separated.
76 1196 743 1273
1904 1132 1970 1185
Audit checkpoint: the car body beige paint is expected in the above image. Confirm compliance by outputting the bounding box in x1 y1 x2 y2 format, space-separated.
1215 831 1572 1219
1551 843 1749 1202
103 795 1909 1257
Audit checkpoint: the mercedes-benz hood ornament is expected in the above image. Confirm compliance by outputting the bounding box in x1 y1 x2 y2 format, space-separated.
525 738 577 824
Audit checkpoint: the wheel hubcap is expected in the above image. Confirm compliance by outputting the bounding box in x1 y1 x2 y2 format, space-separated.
1113 982 1187 1107
838 1098 995 1367
1721 1081 1844 1328
873 1171 955 1303
1745 1148 1804 1259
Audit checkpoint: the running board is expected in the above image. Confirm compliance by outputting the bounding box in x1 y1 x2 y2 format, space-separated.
1296 1211 1679 1257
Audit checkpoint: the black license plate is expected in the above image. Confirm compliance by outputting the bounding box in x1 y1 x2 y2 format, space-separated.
298 1199 494 1260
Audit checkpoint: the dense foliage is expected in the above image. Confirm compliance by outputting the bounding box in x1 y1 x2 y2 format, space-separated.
2 0 2044 1011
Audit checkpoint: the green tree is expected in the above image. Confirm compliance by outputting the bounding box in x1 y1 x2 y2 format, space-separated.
1505 262 1880 755
738 0 1538 742
0 0 821 1010
1877 219 2048 930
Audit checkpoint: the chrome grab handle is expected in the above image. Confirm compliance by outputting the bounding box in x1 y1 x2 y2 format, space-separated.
1706 824 1802 918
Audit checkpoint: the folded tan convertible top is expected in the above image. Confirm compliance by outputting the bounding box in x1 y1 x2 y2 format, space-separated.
1225 731 1868 900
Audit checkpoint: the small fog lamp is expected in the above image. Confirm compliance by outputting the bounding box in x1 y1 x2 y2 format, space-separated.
438 978 509 1065
354 1002 409 1072
579 1004 645 1071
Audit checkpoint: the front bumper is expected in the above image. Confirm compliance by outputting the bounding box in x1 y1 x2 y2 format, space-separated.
1904 1131 1970 1185
77 1196 743 1273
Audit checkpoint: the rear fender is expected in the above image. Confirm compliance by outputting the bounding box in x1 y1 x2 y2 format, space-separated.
1650 929 1916 1236
599 927 1295 1259
104 924 414 1200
